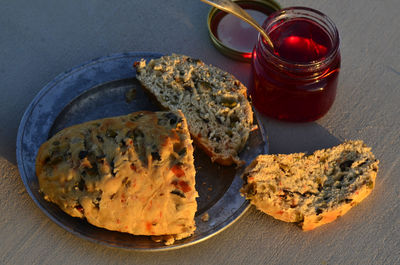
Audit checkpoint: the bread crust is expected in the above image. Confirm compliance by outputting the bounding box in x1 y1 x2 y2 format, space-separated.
134 54 253 166
36 111 198 243
240 140 379 230
190 132 244 166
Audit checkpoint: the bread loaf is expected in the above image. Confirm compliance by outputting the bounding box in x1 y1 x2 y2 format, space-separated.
134 54 253 166
240 140 379 230
36 111 198 244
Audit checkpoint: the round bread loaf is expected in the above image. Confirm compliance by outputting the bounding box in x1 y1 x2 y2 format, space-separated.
240 140 379 230
36 111 198 244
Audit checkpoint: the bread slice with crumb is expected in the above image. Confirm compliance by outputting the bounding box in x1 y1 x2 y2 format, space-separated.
240 140 379 230
134 54 253 166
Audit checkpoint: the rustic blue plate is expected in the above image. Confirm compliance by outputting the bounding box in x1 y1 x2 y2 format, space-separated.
16 52 268 251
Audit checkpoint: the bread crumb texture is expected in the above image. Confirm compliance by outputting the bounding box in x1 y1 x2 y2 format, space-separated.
35 111 198 244
240 140 379 230
135 54 253 166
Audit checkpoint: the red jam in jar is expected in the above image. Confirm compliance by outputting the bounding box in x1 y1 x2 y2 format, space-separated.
250 7 341 122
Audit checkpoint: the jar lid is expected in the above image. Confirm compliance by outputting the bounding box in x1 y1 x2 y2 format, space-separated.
207 0 281 62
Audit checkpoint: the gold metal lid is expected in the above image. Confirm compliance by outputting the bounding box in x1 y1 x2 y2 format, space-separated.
207 0 281 62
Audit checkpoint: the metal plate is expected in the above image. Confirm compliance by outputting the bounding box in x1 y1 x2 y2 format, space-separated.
16 52 268 251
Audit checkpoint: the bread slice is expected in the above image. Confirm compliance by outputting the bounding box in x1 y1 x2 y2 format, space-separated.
134 54 253 166
240 140 379 230
36 111 198 244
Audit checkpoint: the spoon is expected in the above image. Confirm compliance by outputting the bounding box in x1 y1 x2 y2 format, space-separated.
200 0 274 49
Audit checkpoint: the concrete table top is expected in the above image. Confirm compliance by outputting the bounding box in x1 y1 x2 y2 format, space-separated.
1 0 399 264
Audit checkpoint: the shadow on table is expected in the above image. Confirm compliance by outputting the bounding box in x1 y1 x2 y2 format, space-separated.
260 116 342 155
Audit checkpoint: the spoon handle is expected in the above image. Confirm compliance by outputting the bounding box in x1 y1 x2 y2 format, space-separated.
200 0 274 49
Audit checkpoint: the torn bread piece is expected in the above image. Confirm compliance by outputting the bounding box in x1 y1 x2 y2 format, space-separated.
240 140 379 230
36 110 198 244
135 54 253 166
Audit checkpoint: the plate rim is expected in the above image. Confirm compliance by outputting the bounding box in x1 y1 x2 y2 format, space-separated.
16 51 267 251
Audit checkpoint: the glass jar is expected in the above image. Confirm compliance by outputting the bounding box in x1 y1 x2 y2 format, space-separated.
250 7 341 122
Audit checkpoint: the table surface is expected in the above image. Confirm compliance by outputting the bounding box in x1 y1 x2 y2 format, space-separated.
1 0 399 264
